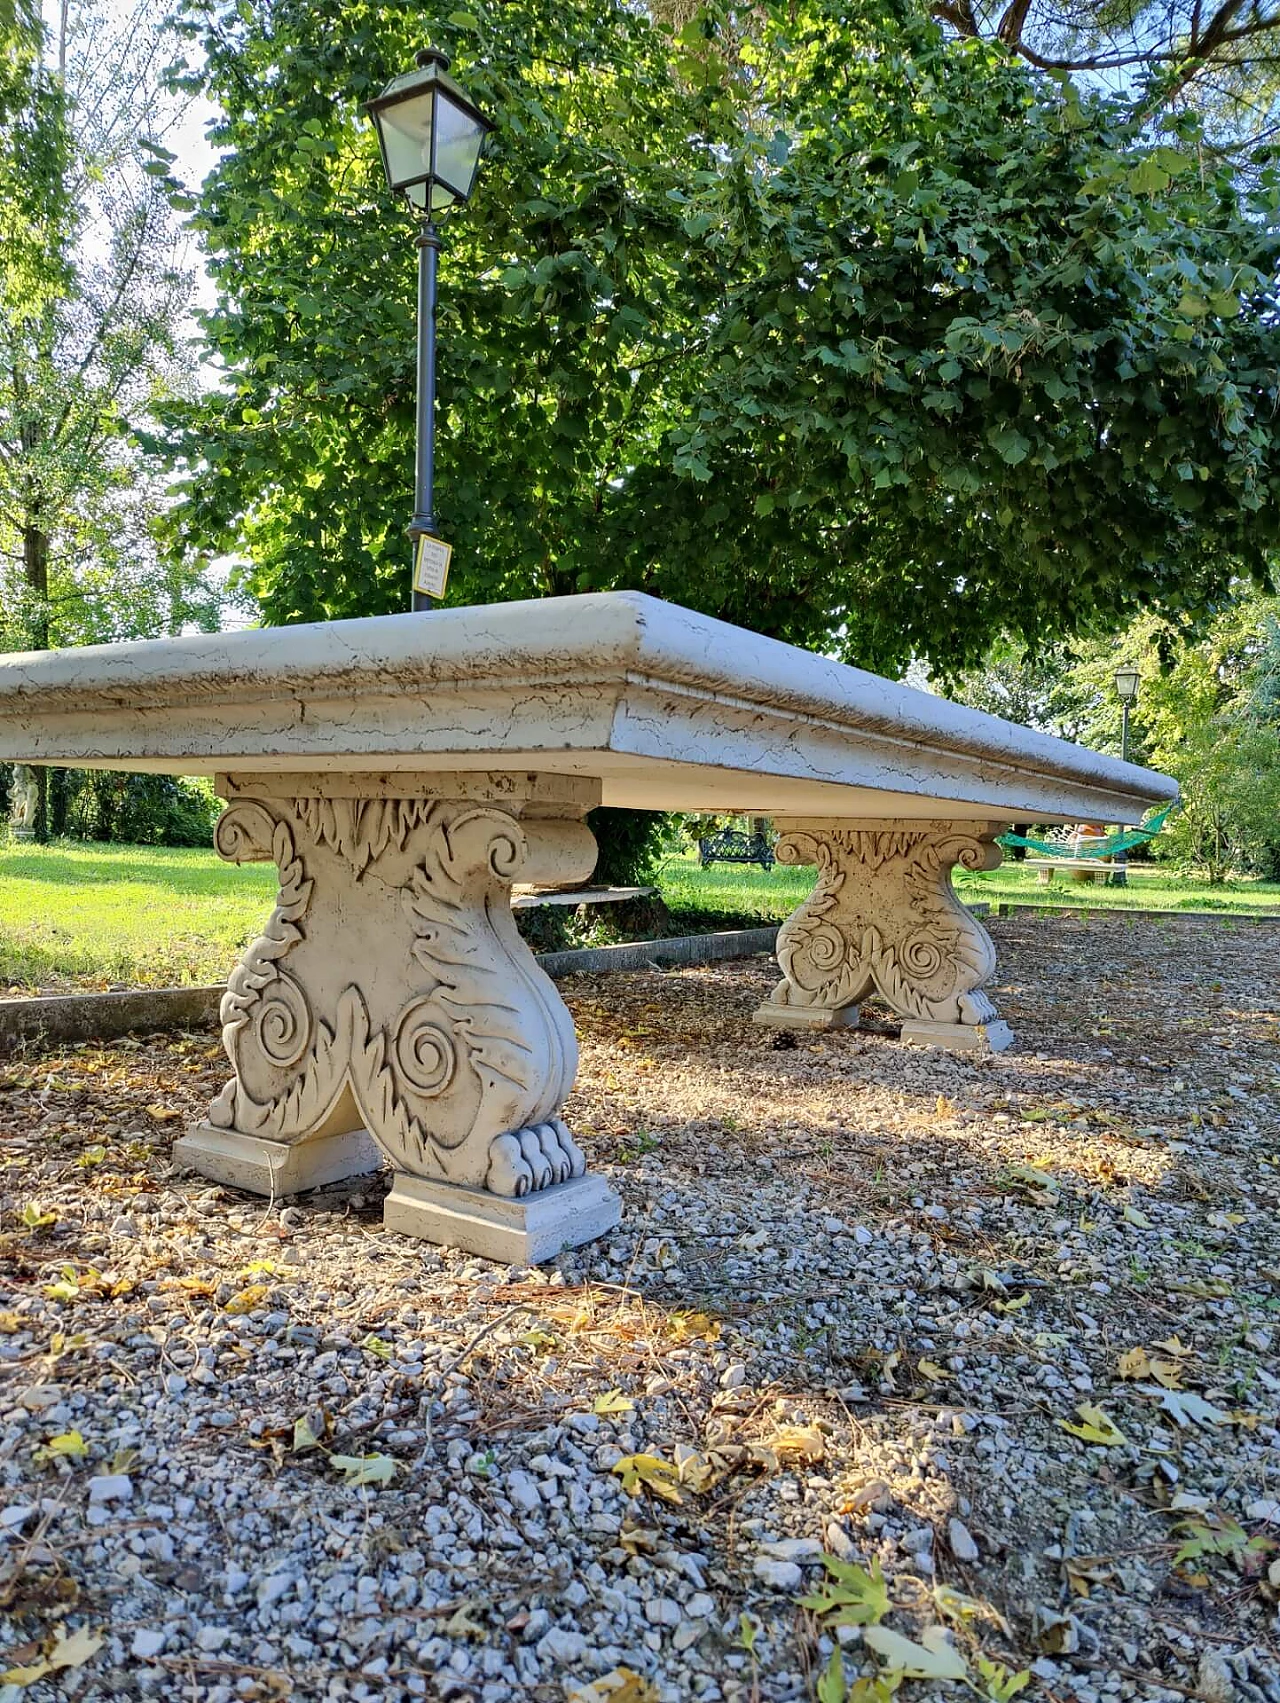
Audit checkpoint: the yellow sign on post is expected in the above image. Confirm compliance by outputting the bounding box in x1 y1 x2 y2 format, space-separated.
413 534 452 601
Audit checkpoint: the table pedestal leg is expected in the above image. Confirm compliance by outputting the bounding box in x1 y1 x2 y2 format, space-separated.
174 775 621 1261
753 819 1013 1054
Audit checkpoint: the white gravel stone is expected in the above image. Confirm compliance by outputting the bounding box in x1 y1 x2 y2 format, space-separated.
1245 1499 1280 1523
87 1474 133 1504
536 1626 588 1665
948 1517 979 1561
505 1469 543 1513
131 1629 166 1660
752 1557 804 1591
758 1537 823 1562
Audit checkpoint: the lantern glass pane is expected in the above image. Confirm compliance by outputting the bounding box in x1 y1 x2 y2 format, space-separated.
434 90 486 200
377 91 435 192
405 178 460 213
1114 666 1140 703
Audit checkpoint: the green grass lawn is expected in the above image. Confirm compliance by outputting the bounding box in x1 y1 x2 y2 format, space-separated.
2 836 1277 994
0 840 275 991
658 847 1280 923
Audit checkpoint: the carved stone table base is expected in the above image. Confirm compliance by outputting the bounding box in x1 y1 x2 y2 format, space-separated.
175 772 620 1260
754 819 1013 1054
386 1171 623 1265
175 1123 385 1196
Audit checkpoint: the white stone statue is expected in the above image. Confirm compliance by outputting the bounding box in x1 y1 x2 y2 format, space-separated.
9 764 39 839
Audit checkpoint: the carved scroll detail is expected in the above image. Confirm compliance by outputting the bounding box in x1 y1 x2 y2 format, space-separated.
766 823 1003 1026
206 793 588 1195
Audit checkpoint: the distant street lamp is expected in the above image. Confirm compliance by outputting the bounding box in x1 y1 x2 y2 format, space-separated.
367 49 492 611
1112 664 1141 888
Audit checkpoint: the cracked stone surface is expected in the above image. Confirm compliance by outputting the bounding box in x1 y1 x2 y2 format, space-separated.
0 593 1173 824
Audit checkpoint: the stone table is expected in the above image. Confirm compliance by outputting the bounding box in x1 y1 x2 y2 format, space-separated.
0 593 1174 1261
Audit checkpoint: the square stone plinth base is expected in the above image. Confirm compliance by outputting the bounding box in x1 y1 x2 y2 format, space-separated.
753 1003 860 1032
901 1018 1014 1054
384 1172 622 1264
174 1123 385 1196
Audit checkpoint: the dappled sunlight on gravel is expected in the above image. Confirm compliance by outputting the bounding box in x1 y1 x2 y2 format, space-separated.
0 915 1278 1702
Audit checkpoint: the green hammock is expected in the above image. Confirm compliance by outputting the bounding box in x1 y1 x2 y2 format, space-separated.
997 803 1176 860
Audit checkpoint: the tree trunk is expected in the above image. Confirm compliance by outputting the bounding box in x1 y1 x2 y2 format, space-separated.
21 520 51 842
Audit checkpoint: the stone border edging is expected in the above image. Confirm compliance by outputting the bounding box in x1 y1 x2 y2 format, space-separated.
995 902 1280 922
536 925 780 979
12 896 1272 1053
0 984 224 1052
0 927 784 1052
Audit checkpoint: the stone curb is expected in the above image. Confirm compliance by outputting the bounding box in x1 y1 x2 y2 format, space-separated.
995 903 1280 922
536 926 781 979
0 928 783 1052
10 897 1269 1052
0 984 225 1053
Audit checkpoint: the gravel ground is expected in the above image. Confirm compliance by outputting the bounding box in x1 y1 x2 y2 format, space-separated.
1 913 1278 1703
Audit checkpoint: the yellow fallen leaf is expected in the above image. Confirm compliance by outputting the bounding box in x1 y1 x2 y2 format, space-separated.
1153 1335 1193 1359
146 1104 181 1121
223 1284 269 1315
2 1624 104 1686
976 1656 1032 1702
570 1668 660 1703
1059 1404 1127 1446
932 1583 1012 1637
668 1311 720 1343
292 1415 322 1452
20 1203 56 1229
1118 1346 1183 1386
612 1452 683 1504
329 1453 396 1487
592 1389 635 1417
771 1424 826 1463
0 1311 22 1333
361 1334 393 1360
618 1522 660 1556
1117 1347 1150 1379
442 1605 487 1639
863 1623 968 1680
33 1430 89 1464
991 1292 1031 1314
917 1359 950 1383
1123 1202 1152 1228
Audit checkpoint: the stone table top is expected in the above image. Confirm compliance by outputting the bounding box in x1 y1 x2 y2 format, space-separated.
0 592 1174 824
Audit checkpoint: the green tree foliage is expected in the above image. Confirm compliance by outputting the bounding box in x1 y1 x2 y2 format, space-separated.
951 591 1280 881
0 0 227 656
64 772 217 848
1115 597 1280 882
165 0 1280 678
931 0 1280 154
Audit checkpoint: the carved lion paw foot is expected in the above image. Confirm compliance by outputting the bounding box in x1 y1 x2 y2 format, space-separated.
957 990 999 1025
486 1119 587 1197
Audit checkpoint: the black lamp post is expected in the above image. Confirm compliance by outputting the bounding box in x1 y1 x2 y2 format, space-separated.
1112 664 1140 887
366 49 492 610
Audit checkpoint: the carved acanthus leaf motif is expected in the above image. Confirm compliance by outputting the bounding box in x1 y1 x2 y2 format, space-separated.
294 796 435 877
206 793 586 1196
769 824 1002 1026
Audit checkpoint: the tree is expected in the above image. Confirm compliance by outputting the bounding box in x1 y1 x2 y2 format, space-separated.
1127 594 1280 880
949 591 1280 881
930 0 1280 153
0 0 227 661
1 0 231 841
164 0 1280 682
